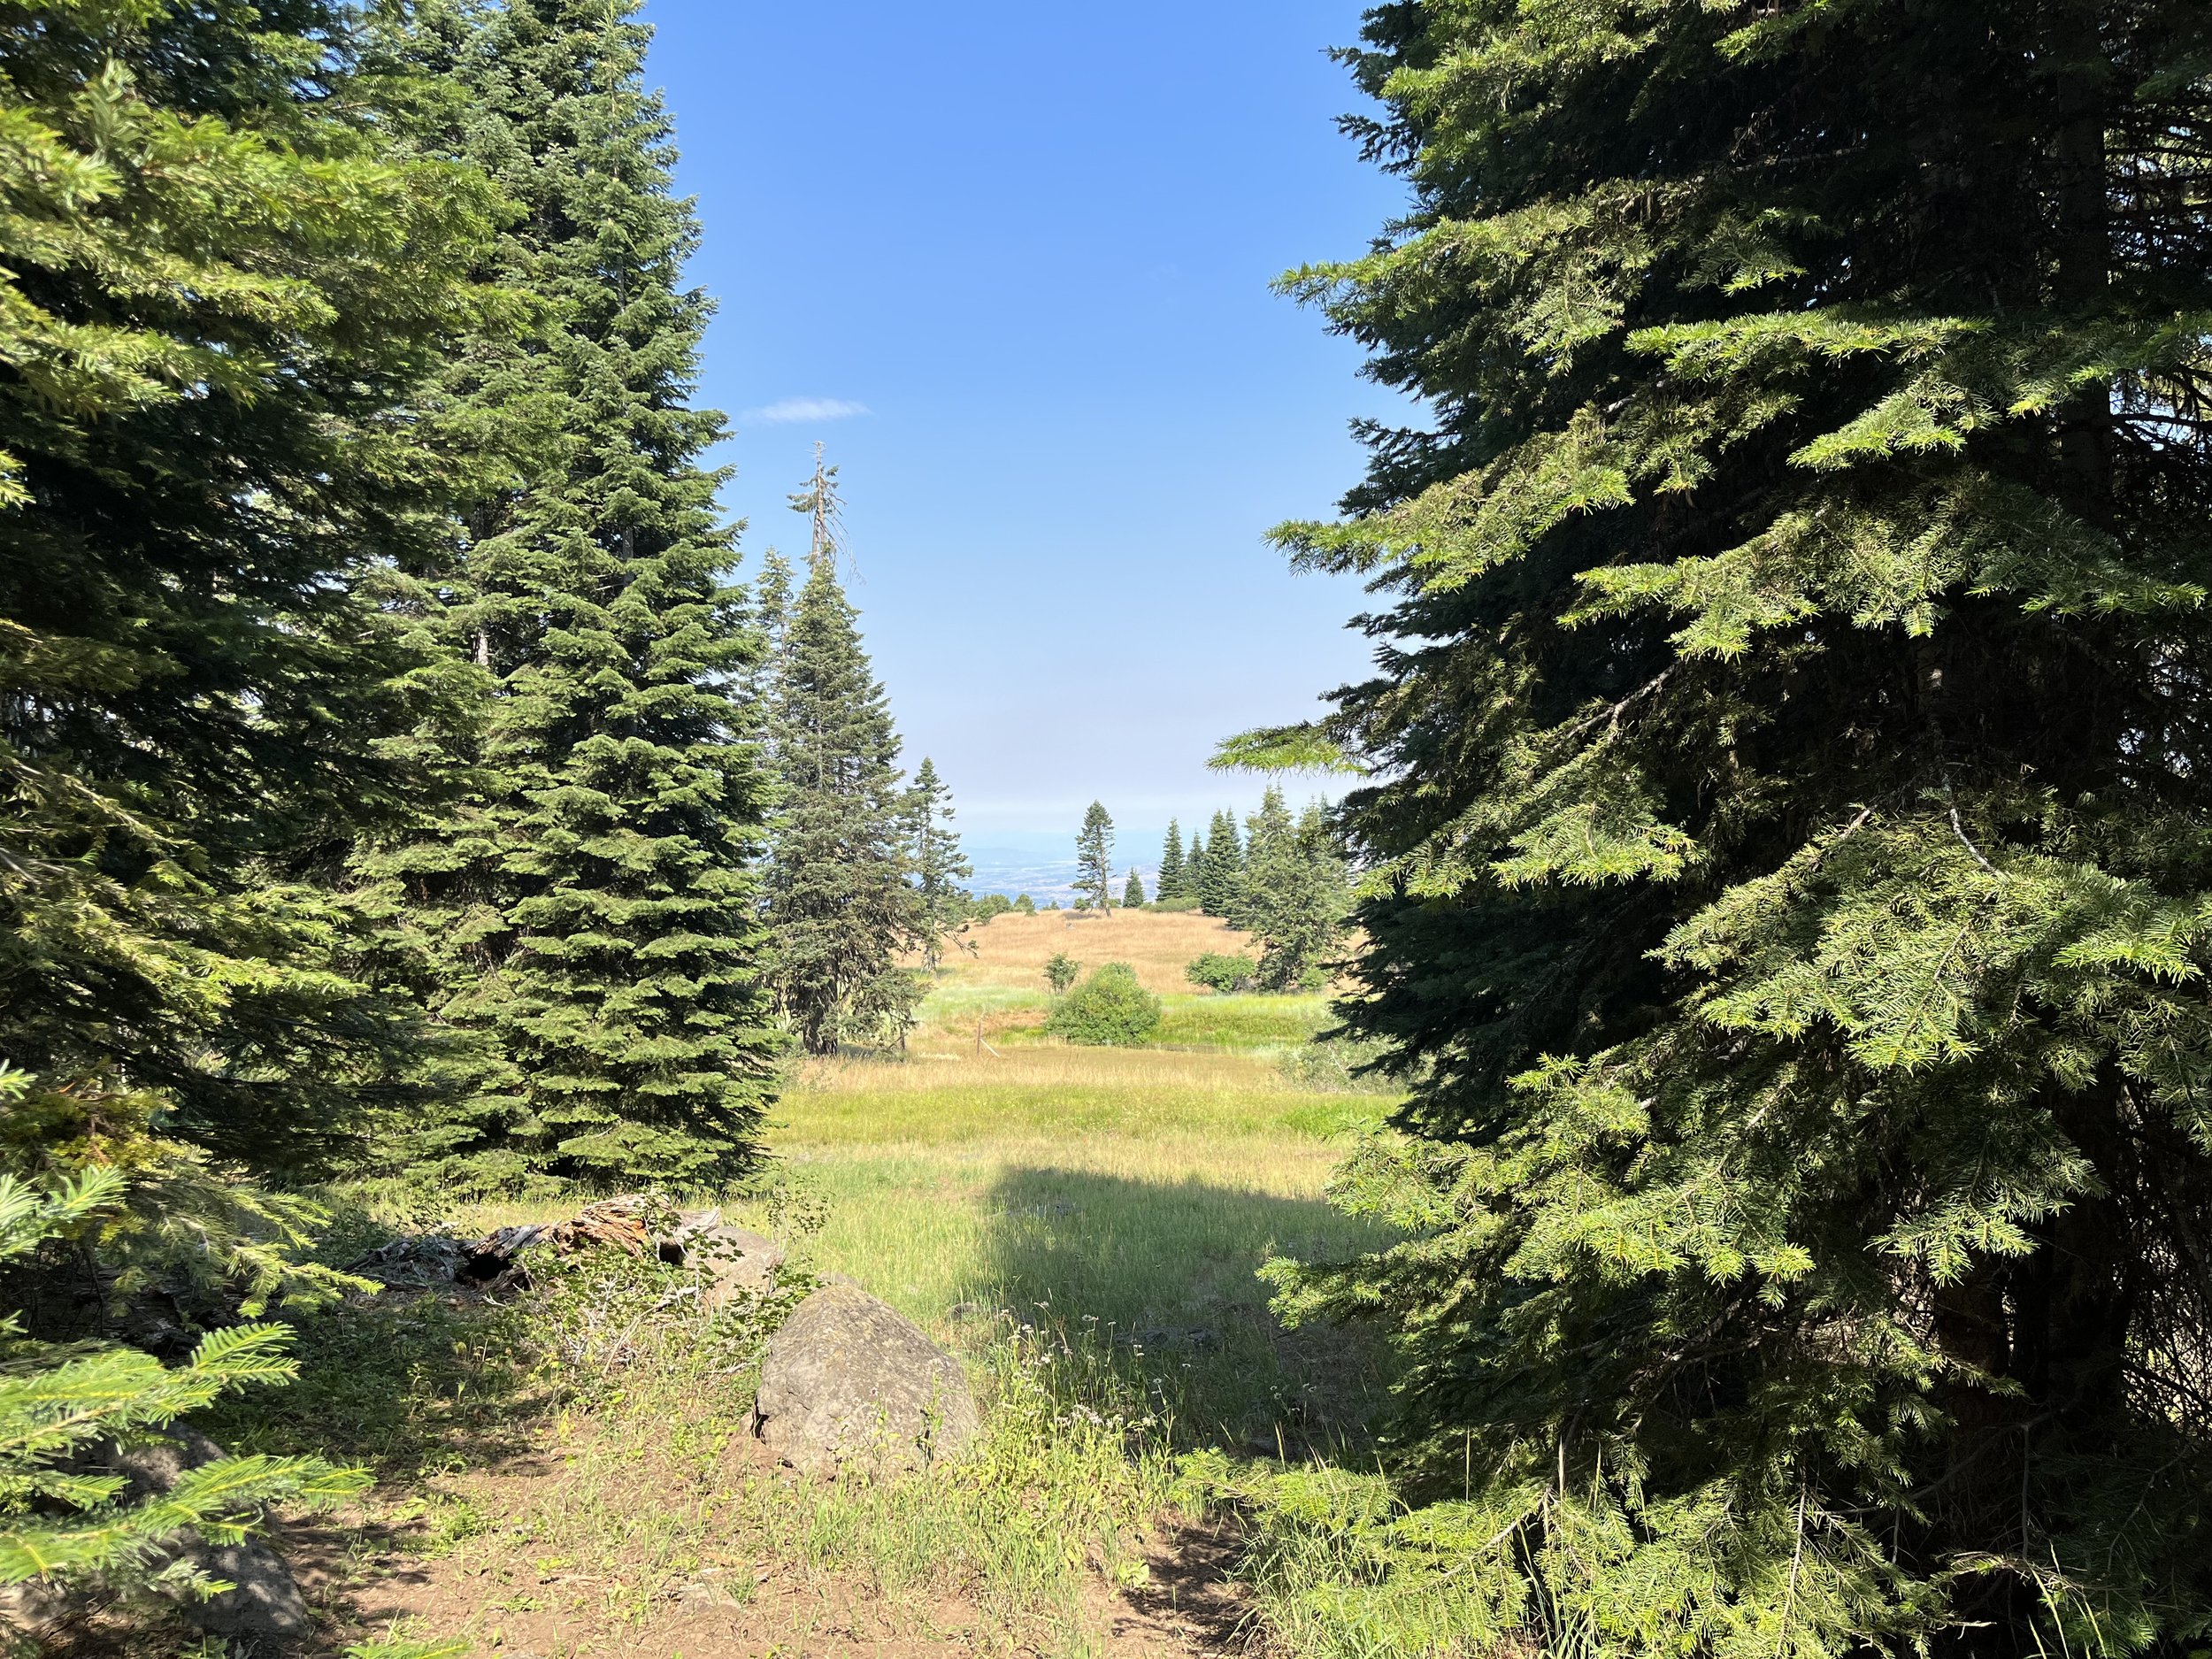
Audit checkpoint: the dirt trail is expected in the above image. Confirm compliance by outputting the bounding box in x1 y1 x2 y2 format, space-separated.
303 1445 1253 1658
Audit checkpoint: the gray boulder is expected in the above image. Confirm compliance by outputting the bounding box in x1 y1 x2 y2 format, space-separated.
669 1210 786 1308
103 1427 314 1640
751 1283 979 1476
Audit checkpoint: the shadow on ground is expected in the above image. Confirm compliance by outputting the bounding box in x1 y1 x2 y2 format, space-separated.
977 1164 1394 1460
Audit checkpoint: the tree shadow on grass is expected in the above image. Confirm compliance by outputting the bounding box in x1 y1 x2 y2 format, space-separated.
201 1286 557 1479
976 1164 1395 1460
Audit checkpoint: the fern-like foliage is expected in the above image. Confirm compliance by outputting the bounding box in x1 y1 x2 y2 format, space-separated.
0 1171 369 1594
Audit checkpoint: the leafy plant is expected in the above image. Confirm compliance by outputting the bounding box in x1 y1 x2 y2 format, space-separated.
1186 953 1260 995
0 1170 368 1599
1042 964 1162 1048
1043 953 1082 995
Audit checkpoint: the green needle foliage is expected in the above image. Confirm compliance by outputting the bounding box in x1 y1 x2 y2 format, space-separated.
355 0 780 1188
759 464 926 1055
1123 869 1148 909
1197 810 1245 919
1254 2 2212 1655
904 757 973 972
0 1167 367 1599
0 0 498 1173
1075 802 1118 912
1241 794 1349 992
1156 820 1187 901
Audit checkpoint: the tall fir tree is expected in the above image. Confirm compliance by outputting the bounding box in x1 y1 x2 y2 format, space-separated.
1156 820 1187 900
1243 797 1349 992
759 457 926 1053
1250 1 2212 1652
0 0 497 1177
1197 810 1245 919
352 0 780 1188
1186 827 1209 907
1233 787 1295 932
902 757 972 972
1075 802 1117 911
1123 869 1147 909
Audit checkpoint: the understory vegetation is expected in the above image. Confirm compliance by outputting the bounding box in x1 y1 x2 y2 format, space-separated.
4 0 2208 1656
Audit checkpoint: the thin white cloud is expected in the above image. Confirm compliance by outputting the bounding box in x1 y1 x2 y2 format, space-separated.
744 396 872 426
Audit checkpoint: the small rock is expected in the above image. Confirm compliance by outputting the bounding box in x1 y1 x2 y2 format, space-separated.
751 1284 979 1477
0 1578 70 1637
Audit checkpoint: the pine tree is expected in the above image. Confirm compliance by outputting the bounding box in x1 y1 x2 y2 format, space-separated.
0 0 496 1175
1254 2 2212 1651
1123 869 1147 909
1156 820 1187 901
903 757 972 972
1234 788 1294 932
1185 829 1209 907
1075 803 1117 912
351 0 780 1187
1244 799 1348 992
759 459 926 1054
1197 810 1245 919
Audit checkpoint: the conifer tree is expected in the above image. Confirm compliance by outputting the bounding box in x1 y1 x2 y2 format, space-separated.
759 460 926 1054
1244 798 1348 991
1123 870 1147 909
0 0 496 1175
1253 2 2212 1651
1186 829 1209 907
1156 820 1187 900
352 0 780 1187
1075 803 1117 912
902 757 972 972
1197 810 1245 918
1233 788 1295 932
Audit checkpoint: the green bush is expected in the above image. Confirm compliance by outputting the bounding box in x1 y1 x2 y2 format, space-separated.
0 1168 369 1604
1151 896 1202 914
1043 964 1162 1047
1186 952 1259 995
1043 952 1082 995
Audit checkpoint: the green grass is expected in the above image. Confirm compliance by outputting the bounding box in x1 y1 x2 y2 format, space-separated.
1154 992 1331 1051
212 921 1409 1656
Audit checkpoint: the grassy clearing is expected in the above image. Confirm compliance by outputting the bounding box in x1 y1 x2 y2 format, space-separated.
196 912 1404 1657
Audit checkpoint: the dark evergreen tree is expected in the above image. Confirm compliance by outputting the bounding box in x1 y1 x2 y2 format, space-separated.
1233 788 1294 932
903 757 972 972
1185 829 1209 907
1156 820 1187 900
759 460 926 1054
1075 802 1117 911
1255 1 2212 1651
1244 798 1348 992
0 0 497 1176
1123 869 1147 909
352 0 780 1187
1197 810 1245 919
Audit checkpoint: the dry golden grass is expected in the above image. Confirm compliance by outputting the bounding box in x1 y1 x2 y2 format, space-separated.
951 908 1254 997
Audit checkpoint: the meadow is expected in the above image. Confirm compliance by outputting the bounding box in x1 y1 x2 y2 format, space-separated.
199 910 1408 1659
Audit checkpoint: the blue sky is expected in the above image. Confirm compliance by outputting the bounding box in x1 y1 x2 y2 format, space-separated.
643 1 1409 861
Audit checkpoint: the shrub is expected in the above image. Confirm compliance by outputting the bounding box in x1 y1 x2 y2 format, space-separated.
968 893 1014 922
1014 893 1036 914
1043 964 1162 1047
1043 953 1082 995
1186 952 1260 995
0 1168 369 1603
1151 895 1202 914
